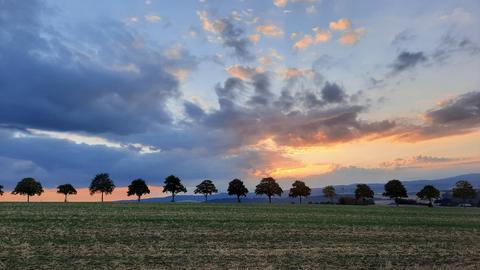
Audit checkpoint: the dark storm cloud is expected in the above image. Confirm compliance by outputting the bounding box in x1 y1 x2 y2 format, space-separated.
247 73 273 106
184 101 206 120
321 82 346 103
0 0 197 135
218 18 254 61
426 91 480 125
397 91 480 141
196 74 397 148
390 51 428 74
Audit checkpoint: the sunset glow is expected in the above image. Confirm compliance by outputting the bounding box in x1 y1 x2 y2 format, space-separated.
0 0 479 200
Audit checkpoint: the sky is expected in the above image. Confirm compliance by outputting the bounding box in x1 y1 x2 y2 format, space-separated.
0 0 479 201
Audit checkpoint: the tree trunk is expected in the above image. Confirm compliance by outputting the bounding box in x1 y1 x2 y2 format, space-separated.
27 195 30 203
138 195 141 202
237 195 241 203
64 194 67 203
268 196 272 204
101 192 104 203
205 194 208 202
299 196 302 204
172 193 175 202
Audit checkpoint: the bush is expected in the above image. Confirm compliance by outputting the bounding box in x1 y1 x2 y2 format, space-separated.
338 196 375 205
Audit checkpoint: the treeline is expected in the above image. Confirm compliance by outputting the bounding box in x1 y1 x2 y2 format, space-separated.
0 175 477 206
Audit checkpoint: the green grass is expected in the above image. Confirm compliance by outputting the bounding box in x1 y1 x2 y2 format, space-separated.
0 203 479 269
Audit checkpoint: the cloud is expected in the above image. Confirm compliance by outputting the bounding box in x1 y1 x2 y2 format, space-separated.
313 27 331 43
144 15 162 23
396 91 480 141
0 1 198 135
225 65 263 80
338 28 366 45
273 0 288 8
321 82 346 103
391 29 417 46
196 10 225 33
433 32 480 63
390 51 428 73
329 18 351 31
293 34 314 49
305 5 317 14
256 24 284 37
249 34 261 43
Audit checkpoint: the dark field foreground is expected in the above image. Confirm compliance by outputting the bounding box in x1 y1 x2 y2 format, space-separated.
0 203 479 269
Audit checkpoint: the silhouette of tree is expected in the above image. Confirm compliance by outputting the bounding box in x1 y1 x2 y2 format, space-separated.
0 185 3 197
452 180 476 206
12 178 44 203
194 180 218 201
255 177 283 203
383 179 407 206
163 175 187 202
416 185 440 207
57 184 77 202
289 180 311 204
89 173 115 202
127 179 151 202
323 185 336 203
355 184 374 203
228 179 248 203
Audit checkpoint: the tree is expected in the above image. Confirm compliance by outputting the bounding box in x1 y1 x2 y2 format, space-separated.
57 184 77 203
255 177 283 203
194 180 218 201
383 179 407 206
228 178 248 203
11 178 44 203
355 184 374 203
416 185 440 207
127 179 151 202
289 180 311 204
323 185 336 203
0 185 3 197
163 175 187 202
452 180 476 206
89 173 115 202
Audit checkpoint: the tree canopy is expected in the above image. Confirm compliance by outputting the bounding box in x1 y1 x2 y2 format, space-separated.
355 184 374 202
255 177 283 203
289 180 311 204
127 179 151 202
322 185 336 203
12 178 44 203
57 184 77 202
452 180 476 204
228 178 248 203
89 173 115 202
163 175 187 202
0 185 3 196
194 180 218 201
383 179 407 205
416 185 440 206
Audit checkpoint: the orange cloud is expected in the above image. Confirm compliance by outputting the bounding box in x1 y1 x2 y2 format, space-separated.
329 18 351 30
293 34 314 49
196 10 225 33
226 65 263 80
273 0 288 8
313 27 331 43
249 34 261 43
256 24 284 37
339 28 366 45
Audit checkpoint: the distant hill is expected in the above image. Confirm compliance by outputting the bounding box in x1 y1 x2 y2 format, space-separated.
120 173 480 203
316 173 480 195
